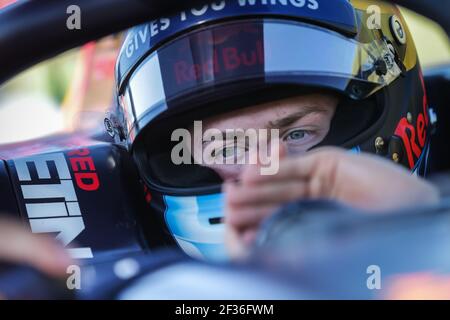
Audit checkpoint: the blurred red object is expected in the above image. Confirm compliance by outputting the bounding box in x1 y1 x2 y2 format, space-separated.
62 36 123 131
0 0 16 10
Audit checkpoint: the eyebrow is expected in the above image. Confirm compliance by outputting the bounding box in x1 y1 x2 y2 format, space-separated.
267 106 329 129
201 105 330 145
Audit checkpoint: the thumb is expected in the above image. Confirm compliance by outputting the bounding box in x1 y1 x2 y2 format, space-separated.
0 219 74 278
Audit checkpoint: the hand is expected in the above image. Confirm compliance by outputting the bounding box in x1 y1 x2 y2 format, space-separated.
224 147 440 259
0 218 73 277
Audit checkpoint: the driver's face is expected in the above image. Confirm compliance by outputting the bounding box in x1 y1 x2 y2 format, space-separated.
189 93 338 180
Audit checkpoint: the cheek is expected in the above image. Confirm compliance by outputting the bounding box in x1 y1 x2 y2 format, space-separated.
286 147 308 157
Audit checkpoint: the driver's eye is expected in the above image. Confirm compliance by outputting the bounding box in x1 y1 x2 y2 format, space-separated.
222 146 237 158
284 129 307 141
214 144 248 161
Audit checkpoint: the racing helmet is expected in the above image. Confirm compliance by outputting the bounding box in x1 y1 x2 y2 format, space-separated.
109 0 434 260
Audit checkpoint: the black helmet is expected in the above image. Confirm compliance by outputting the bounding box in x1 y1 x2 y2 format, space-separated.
109 0 434 260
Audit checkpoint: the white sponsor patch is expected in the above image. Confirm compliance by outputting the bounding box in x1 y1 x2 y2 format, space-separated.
14 152 93 259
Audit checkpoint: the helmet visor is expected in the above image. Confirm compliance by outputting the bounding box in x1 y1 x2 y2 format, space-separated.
122 18 402 136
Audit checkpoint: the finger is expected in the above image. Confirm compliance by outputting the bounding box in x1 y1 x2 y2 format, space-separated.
242 149 343 185
240 157 307 185
225 203 279 230
0 220 73 277
225 180 309 207
242 228 258 247
225 223 251 260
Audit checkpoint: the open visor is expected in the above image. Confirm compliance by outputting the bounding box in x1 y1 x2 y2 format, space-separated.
121 18 402 139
